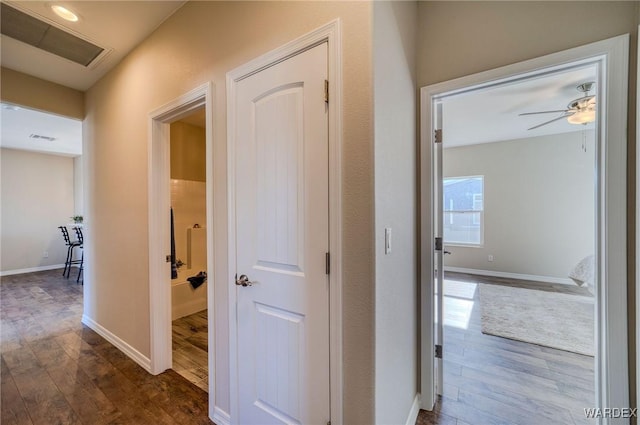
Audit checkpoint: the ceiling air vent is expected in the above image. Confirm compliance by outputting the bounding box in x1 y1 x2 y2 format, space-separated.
29 134 57 142
1 3 105 67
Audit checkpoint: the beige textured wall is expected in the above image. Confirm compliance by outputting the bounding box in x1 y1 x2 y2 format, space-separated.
84 1 373 421
170 122 206 182
1 67 84 119
373 2 419 424
443 132 596 280
1 148 75 272
418 0 639 409
418 2 638 87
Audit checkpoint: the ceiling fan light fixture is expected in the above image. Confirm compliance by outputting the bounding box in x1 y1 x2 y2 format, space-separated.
566 84 596 125
51 5 79 22
520 81 597 130
567 108 596 125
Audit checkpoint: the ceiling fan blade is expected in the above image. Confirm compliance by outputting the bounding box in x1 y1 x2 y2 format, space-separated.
519 110 571 116
528 114 572 131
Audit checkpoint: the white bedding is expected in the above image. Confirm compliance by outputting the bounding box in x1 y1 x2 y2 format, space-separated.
569 255 595 293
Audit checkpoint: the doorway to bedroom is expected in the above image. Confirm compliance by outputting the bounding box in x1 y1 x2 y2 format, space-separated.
434 65 598 424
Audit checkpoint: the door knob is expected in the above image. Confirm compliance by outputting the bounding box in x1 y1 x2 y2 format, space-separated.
235 274 255 287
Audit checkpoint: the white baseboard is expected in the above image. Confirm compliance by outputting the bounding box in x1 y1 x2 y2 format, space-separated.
213 407 231 425
405 393 421 425
444 266 575 286
0 264 65 277
81 315 151 372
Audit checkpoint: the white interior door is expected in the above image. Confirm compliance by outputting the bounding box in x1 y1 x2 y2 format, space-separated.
233 42 330 425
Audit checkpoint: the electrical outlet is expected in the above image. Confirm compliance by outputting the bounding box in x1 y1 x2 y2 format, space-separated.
43 251 49 258
488 254 494 262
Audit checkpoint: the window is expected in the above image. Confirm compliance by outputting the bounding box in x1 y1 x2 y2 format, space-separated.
443 176 484 245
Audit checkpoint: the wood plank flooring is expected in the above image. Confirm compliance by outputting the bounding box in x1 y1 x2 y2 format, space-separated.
172 310 208 392
417 272 595 425
3 269 596 424
1 269 213 425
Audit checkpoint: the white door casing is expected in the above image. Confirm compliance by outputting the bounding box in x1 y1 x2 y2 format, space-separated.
148 83 216 421
421 34 629 422
231 43 329 425
637 24 640 422
433 102 444 398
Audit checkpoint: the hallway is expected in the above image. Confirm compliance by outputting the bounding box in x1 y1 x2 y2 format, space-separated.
1 270 212 424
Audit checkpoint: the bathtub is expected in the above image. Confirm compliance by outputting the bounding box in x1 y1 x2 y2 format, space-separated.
172 268 208 320
171 226 207 320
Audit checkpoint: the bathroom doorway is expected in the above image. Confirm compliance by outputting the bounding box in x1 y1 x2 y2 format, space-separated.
169 106 209 391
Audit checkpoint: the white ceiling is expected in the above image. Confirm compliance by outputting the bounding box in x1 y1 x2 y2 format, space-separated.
0 101 205 158
1 103 82 156
1 0 186 91
442 65 598 147
1 1 185 156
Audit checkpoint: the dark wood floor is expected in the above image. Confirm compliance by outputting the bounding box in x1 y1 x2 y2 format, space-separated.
172 310 208 392
1 269 213 425
417 272 595 425
2 269 595 425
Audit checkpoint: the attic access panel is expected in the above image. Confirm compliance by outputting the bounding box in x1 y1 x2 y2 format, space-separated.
1 3 104 67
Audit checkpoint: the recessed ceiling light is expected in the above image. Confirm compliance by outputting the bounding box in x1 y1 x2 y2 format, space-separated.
51 5 78 22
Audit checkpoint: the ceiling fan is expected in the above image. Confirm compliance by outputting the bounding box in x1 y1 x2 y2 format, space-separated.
519 82 596 130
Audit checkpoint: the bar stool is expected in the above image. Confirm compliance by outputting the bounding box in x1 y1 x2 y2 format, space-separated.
73 226 84 283
58 226 80 278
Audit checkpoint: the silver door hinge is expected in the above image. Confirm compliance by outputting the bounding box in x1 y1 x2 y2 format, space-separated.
325 252 330 275
435 344 443 359
324 80 329 103
434 129 442 144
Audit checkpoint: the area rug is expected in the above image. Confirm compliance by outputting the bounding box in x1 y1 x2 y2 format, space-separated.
479 284 594 356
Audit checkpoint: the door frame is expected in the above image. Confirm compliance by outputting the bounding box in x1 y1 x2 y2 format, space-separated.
420 34 630 419
147 82 216 413
636 24 640 419
226 19 343 425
